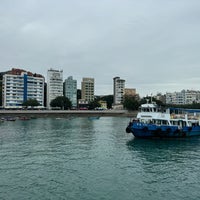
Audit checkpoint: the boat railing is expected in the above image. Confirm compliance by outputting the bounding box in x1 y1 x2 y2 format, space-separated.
188 116 199 120
170 114 186 119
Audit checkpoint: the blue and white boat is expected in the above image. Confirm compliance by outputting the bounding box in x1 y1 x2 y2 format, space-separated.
126 101 200 138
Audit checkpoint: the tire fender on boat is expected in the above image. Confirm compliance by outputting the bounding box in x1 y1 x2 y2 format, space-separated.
143 127 148 132
126 126 131 133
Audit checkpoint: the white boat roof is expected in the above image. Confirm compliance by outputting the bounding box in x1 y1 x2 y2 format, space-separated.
141 103 157 108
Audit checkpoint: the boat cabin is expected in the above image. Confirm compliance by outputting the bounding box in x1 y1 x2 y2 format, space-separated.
136 102 200 128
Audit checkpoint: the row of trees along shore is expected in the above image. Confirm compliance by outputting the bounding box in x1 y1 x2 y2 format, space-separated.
22 95 200 110
22 95 114 110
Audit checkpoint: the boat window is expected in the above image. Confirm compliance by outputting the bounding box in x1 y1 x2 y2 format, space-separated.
171 121 178 126
162 120 167 125
178 120 185 127
157 120 161 125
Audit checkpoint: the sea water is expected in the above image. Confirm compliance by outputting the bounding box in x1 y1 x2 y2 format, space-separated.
0 117 200 200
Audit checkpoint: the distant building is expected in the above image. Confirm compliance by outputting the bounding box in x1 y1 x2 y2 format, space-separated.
64 76 77 108
98 100 107 109
124 88 140 102
81 77 94 102
2 68 44 109
113 77 125 105
0 71 9 107
78 99 89 110
166 90 200 105
47 68 63 109
124 88 136 97
155 93 166 104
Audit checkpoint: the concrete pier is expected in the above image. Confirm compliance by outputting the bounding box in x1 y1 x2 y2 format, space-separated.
0 109 137 118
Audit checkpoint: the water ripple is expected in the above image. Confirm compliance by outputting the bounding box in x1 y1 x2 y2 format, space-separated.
0 117 200 199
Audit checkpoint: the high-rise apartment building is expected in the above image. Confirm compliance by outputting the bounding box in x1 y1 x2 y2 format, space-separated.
64 76 77 108
113 76 125 105
81 77 94 102
0 71 9 107
47 68 63 108
2 68 44 109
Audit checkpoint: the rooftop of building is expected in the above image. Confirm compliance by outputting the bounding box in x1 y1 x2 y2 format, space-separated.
6 68 44 78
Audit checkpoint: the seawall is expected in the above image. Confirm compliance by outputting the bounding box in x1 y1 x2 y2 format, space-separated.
0 110 137 118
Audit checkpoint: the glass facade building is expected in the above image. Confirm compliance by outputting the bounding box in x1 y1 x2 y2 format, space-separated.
64 76 77 108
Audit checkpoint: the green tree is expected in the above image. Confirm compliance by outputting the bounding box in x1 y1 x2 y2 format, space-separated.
50 96 72 110
166 102 200 109
100 95 113 109
123 95 139 111
22 98 40 108
88 99 101 110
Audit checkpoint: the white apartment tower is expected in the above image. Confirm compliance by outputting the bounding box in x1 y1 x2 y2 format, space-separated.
2 68 44 109
81 77 94 102
64 76 77 108
113 77 125 105
47 69 63 108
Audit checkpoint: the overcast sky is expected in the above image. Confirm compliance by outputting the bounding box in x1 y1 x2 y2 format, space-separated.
1 0 200 97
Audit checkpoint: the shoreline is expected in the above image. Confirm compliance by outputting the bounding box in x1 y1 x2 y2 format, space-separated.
0 110 137 118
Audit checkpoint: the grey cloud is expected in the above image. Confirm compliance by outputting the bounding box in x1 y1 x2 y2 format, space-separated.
1 0 200 96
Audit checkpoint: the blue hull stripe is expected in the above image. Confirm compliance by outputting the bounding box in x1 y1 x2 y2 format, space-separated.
129 123 200 138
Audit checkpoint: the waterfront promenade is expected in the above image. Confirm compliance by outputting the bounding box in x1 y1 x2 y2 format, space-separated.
0 109 137 118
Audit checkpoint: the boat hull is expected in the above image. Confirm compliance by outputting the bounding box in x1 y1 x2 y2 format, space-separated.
126 122 200 138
